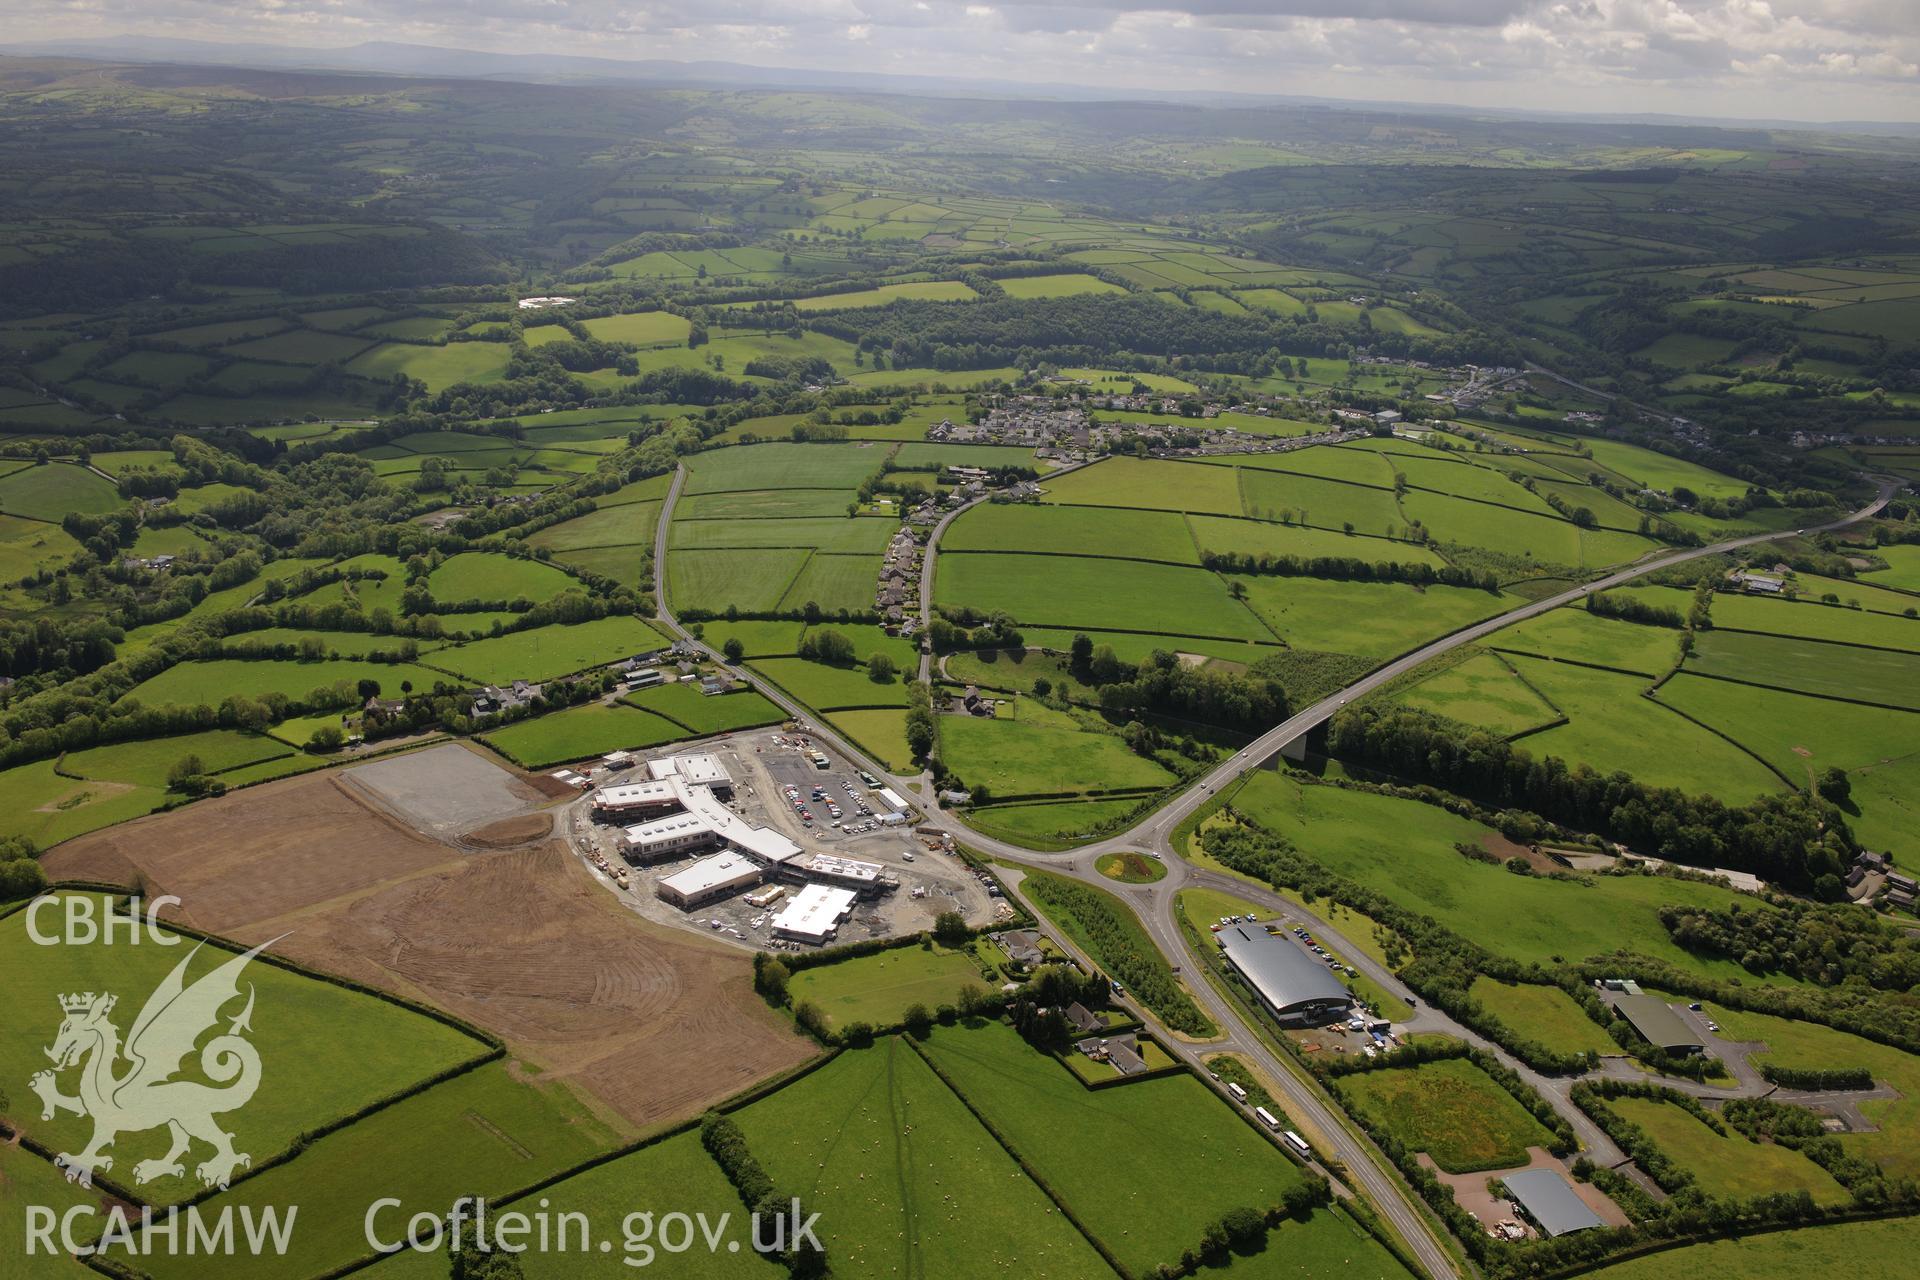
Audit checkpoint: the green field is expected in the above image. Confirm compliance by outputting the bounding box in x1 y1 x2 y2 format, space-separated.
1391 651 1562 736
428 552 580 604
1232 577 1513 657
1860 544 1920 592
1605 1097 1850 1205
790 280 977 310
135 1063 618 1280
1652 674 1920 783
1577 1217 1920 1280
0 463 124 521
786 947 988 1030
1486 601 1690 675
0 1143 99 1279
528 501 663 552
1697 1002 1920 1180
668 548 811 613
346 341 512 391
959 795 1150 846
1041 456 1246 515
1684 631 1920 710
995 273 1127 298
579 310 694 345
1226 772 1772 979
431 616 669 684
1237 470 1403 536
1467 978 1615 1057
778 552 880 614
669 515 891 553
622 681 784 735
941 703 1175 799
120 658 453 708
684 442 889 493
1708 593 1920 653
943 503 1201 563
748 656 910 709
479 703 689 767
1337 1058 1556 1173
736 1037 1111 1279
920 1020 1306 1275
0 894 492 1207
938 552 1270 639
1502 655 1785 800
59 728 296 787
825 708 915 770
1185 514 1447 569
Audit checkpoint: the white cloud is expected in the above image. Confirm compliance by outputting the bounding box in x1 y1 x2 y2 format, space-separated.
3 0 1917 119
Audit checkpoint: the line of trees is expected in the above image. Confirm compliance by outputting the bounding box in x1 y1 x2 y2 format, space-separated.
1325 704 1855 888
1201 550 1501 592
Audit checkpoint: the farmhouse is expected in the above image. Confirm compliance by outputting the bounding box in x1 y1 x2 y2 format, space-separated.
1503 1170 1606 1237
995 929 1047 968
656 851 764 909
770 883 858 943
1613 994 1704 1055
1217 925 1352 1026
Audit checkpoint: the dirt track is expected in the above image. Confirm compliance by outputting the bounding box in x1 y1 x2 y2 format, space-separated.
43 770 812 1133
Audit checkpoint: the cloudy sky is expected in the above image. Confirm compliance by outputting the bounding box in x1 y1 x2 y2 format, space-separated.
7 0 1919 121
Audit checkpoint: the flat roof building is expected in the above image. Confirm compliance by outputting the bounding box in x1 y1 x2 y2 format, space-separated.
770 883 857 943
656 851 763 909
679 783 802 864
876 787 909 813
793 852 887 893
1217 925 1352 1026
649 751 732 790
622 811 724 863
594 779 681 817
1614 994 1703 1055
1503 1170 1606 1237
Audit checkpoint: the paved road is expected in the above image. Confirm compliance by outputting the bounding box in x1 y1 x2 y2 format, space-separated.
648 461 1902 1280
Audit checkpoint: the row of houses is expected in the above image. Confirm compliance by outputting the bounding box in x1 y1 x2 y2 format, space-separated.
874 525 921 627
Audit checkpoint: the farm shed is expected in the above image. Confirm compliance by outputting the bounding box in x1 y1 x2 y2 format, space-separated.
1504 1170 1606 1237
1613 994 1704 1055
1217 925 1352 1026
656 851 763 909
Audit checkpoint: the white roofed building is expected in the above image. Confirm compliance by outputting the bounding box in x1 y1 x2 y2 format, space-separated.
656 852 763 909
622 811 724 863
594 779 682 818
770 884 858 943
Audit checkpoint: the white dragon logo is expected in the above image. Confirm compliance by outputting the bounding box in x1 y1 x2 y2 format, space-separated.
28 938 276 1190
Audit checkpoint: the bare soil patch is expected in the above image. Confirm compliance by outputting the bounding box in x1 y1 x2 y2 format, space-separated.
274 840 811 1130
41 769 812 1132
465 812 553 847
1479 831 1558 873
43 771 458 935
1421 1146 1629 1234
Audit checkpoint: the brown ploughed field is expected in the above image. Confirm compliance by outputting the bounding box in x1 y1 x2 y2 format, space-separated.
42 766 812 1133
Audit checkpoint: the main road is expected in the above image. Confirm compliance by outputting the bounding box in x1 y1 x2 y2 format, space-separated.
651 458 1899 1279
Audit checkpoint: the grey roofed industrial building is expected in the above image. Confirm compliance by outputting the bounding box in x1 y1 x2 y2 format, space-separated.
1613 994 1704 1054
1503 1170 1606 1237
1217 925 1351 1025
